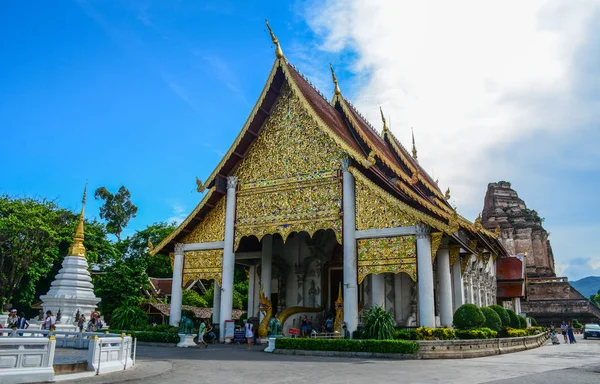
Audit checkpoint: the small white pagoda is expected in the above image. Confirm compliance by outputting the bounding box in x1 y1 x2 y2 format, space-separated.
40 186 101 325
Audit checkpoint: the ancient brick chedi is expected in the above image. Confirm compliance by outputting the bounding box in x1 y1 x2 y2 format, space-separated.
482 181 600 324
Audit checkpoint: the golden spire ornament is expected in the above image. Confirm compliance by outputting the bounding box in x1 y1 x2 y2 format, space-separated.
68 183 87 257
445 187 451 200
411 128 418 160
380 106 389 134
196 176 205 193
330 63 341 95
265 19 284 59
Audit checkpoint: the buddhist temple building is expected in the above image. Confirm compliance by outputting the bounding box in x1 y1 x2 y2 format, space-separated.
151 22 506 339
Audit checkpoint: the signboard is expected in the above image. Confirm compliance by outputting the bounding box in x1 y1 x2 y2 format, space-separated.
288 328 300 336
224 320 235 340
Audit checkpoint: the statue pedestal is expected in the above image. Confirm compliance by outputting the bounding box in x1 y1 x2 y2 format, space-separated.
263 337 276 353
177 333 197 348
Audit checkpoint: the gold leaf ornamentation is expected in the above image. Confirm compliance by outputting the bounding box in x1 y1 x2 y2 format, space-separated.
449 245 461 267
183 250 223 286
182 197 226 244
357 236 417 284
430 232 443 264
460 255 471 275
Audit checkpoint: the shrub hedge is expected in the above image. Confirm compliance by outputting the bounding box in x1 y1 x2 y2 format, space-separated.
275 338 419 354
455 327 498 339
506 329 528 338
518 316 527 329
393 329 418 340
416 327 456 340
506 309 520 329
480 307 502 332
453 304 485 329
526 327 544 336
488 305 510 327
530 317 538 327
109 330 180 343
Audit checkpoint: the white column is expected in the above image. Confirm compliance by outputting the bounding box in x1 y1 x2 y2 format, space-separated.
451 256 464 312
219 176 237 342
416 223 435 327
169 243 184 326
213 280 221 325
513 297 521 314
394 274 404 323
260 234 273 322
248 265 256 318
342 159 359 335
371 274 385 308
437 245 453 327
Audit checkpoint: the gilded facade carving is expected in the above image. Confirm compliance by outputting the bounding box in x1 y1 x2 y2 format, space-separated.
449 245 461 267
430 232 443 263
233 82 344 246
182 197 226 244
183 250 223 286
357 236 417 284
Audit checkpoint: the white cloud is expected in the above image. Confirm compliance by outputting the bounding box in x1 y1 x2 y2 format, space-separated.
303 0 600 217
166 203 188 225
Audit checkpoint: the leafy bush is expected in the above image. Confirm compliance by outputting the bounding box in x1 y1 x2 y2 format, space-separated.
455 327 498 339
393 329 417 340
506 309 520 329
572 319 582 328
453 304 485 329
518 316 527 329
275 338 419 354
530 317 538 327
506 328 528 338
363 306 395 340
110 306 148 330
416 327 455 340
352 330 364 339
182 290 208 308
526 327 544 336
480 307 502 332
488 305 510 327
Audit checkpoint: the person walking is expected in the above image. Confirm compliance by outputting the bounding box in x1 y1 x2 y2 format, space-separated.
244 320 254 350
197 320 208 348
560 321 568 343
567 322 577 344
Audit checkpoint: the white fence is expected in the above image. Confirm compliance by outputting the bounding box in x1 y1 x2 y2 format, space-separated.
88 336 134 374
0 337 56 384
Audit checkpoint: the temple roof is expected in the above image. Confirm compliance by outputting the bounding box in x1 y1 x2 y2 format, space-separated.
152 41 505 257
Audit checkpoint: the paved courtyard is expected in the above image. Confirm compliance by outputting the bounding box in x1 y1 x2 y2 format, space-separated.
62 338 600 384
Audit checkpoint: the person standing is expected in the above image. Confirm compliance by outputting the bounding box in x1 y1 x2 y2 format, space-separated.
7 309 18 328
301 316 308 337
78 314 86 331
560 321 568 343
44 311 56 331
244 320 253 350
17 312 29 329
567 322 577 344
197 320 208 348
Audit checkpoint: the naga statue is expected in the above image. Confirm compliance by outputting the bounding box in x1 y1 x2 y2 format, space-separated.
258 287 273 338
333 282 344 334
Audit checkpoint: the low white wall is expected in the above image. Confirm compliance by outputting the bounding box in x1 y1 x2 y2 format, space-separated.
87 336 134 374
0 337 56 384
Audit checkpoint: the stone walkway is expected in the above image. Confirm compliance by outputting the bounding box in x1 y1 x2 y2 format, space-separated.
58 337 600 384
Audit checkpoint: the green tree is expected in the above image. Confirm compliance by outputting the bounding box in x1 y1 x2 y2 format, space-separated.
94 186 138 242
591 289 600 309
119 222 176 277
182 290 208 307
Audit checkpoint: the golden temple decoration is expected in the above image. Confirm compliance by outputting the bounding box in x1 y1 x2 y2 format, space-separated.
380 106 389 134
147 238 154 253
445 188 451 200
430 232 443 263
411 128 418 160
409 169 419 186
474 213 483 231
182 197 226 244
468 240 477 253
182 249 223 286
460 255 471 275
265 19 284 59
358 236 417 284
494 225 501 237
234 82 344 247
330 63 341 95
68 184 87 257
362 150 376 168
449 245 461 267
196 177 205 193
333 283 344 333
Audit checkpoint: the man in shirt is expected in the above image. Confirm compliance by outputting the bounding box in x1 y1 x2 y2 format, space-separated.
197 320 208 348
16 312 29 329
44 310 56 331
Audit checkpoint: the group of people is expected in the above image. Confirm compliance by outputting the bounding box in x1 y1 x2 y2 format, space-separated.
196 319 216 348
5 309 30 329
550 320 578 344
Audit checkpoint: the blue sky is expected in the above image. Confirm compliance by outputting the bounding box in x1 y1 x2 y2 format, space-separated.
1 1 599 281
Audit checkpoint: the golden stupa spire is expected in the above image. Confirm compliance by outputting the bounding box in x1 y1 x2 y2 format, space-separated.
411 128 418 160
330 63 341 95
68 183 87 257
380 106 389 134
265 19 284 59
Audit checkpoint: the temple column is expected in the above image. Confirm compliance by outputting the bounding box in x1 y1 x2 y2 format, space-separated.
371 274 385 308
248 265 256 318
394 274 404 323
342 159 358 335
416 223 435 327
437 244 453 327
213 280 221 325
169 243 184 326
451 256 464 312
260 234 273 322
219 176 237 342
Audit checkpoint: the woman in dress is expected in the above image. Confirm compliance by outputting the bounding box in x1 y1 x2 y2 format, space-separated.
244 320 253 350
567 322 577 344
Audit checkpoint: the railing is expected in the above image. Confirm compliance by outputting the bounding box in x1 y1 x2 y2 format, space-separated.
0 336 56 383
1 329 123 349
88 335 134 374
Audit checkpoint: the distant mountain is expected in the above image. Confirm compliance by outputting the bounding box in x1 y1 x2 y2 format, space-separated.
571 276 600 298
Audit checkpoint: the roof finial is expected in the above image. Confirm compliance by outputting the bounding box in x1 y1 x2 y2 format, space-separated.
68 181 87 257
445 187 451 200
330 63 341 95
380 106 389 133
411 128 418 160
265 19 284 59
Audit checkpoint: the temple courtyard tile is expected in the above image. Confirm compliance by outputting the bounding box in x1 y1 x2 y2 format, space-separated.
61 338 600 384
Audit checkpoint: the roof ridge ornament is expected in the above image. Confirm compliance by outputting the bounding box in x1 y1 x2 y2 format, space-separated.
330 63 341 95
445 187 451 200
380 106 389 134
196 177 206 193
411 128 418 160
265 19 284 59
68 181 87 257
